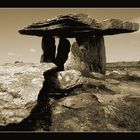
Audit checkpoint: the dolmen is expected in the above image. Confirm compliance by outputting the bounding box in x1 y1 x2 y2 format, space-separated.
19 13 139 74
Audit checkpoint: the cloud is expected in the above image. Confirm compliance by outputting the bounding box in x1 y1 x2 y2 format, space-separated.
8 52 15 56
131 17 140 23
131 40 140 44
30 48 37 53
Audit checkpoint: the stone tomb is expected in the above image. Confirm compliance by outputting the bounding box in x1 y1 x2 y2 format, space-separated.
19 13 139 74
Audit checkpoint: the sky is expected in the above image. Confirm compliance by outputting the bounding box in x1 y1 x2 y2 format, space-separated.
0 8 140 64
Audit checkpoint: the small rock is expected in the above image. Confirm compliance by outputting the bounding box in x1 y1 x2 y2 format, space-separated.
127 71 140 79
90 72 105 79
105 79 120 85
57 70 82 90
58 93 96 109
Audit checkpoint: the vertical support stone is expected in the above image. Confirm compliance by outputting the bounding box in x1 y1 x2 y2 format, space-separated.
64 35 106 74
54 38 70 70
40 35 56 63
76 35 104 74
94 35 106 74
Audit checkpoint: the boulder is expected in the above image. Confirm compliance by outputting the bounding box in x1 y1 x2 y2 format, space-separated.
56 70 82 90
48 70 121 95
89 72 105 79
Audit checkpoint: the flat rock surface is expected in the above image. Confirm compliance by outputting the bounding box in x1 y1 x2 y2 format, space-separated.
0 62 56 126
19 13 139 37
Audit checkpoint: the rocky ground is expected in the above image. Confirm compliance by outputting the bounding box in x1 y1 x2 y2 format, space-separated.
0 61 140 132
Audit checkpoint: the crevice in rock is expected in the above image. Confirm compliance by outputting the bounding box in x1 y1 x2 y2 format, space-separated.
0 67 60 131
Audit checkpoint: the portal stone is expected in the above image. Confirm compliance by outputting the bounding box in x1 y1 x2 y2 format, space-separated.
94 35 106 74
54 38 70 70
40 36 56 63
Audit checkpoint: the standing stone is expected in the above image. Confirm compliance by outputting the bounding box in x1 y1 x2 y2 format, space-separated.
40 36 56 63
64 35 106 74
94 35 106 74
64 41 90 74
54 38 70 70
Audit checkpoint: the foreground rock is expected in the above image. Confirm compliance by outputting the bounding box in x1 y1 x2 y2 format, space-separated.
0 63 56 126
0 62 140 131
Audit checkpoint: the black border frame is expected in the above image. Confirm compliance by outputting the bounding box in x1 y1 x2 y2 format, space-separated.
0 0 140 139
0 0 140 7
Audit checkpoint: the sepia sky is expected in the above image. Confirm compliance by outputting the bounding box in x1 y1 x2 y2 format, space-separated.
0 8 140 64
